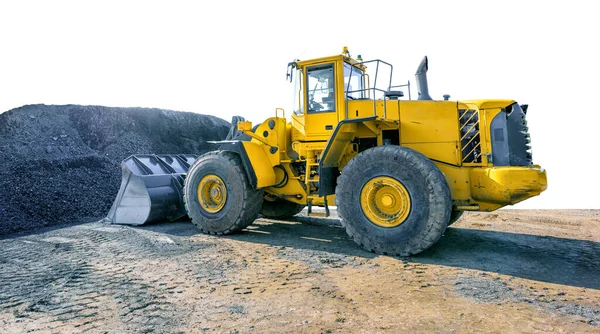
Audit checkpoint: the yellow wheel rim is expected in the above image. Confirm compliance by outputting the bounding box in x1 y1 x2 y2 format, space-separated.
197 174 227 213
360 176 411 228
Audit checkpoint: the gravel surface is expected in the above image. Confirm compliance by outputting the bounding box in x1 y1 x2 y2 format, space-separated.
0 104 230 235
0 210 599 333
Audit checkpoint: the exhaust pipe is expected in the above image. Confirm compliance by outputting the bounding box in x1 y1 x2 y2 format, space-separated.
415 56 432 100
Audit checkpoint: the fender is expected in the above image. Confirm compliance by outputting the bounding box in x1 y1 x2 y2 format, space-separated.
318 116 377 196
214 140 276 189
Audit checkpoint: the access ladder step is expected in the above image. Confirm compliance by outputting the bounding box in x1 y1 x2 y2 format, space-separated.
306 196 330 218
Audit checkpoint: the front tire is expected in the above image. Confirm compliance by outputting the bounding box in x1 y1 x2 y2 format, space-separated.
183 151 263 234
336 146 451 256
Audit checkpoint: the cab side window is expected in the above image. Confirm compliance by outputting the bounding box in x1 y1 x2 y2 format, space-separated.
307 64 335 113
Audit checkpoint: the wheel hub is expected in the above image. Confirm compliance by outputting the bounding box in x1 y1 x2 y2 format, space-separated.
360 176 411 227
381 194 395 207
198 174 227 213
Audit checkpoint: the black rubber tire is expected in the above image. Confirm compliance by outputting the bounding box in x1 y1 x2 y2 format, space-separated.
336 146 452 256
183 150 263 234
260 198 305 219
447 210 464 226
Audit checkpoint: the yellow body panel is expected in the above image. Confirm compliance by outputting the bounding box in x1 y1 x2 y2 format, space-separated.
434 163 547 211
470 166 548 205
290 113 306 141
405 142 460 165
347 100 399 119
241 141 276 188
399 101 459 143
304 112 338 141
463 99 515 110
434 163 472 202
399 101 462 165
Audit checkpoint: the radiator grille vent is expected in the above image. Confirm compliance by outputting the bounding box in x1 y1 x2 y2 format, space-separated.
459 109 481 163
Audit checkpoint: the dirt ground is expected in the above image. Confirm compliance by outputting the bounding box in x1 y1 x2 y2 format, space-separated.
1 209 599 333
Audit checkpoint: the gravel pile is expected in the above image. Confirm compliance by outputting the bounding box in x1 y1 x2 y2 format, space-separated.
0 104 230 236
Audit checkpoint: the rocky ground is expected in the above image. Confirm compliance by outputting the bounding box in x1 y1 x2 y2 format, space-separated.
0 209 598 333
0 105 229 235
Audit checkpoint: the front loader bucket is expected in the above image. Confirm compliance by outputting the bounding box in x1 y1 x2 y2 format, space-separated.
104 154 197 225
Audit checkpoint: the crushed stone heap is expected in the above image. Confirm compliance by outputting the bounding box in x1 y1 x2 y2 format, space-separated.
0 104 230 236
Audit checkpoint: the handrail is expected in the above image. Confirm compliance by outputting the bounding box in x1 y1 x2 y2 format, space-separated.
390 81 411 100
275 108 285 118
345 59 411 120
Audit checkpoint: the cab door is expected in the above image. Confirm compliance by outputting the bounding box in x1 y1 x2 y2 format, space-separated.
304 63 339 140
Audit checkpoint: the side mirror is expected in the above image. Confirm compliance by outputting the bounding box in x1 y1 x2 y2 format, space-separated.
286 62 297 82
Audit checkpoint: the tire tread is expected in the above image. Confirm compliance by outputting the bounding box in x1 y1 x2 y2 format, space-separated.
183 150 263 235
336 146 451 256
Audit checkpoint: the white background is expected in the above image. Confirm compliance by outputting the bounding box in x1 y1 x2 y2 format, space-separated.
1 1 598 209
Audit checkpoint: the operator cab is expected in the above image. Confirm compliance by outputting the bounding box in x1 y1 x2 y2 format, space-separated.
287 47 410 141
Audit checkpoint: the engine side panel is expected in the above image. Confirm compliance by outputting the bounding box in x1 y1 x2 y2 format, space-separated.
399 100 462 165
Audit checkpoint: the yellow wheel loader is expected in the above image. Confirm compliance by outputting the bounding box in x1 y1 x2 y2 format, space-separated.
105 47 547 256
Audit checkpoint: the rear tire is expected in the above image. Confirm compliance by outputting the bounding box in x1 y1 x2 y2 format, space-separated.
336 146 452 256
261 198 305 219
183 151 263 234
